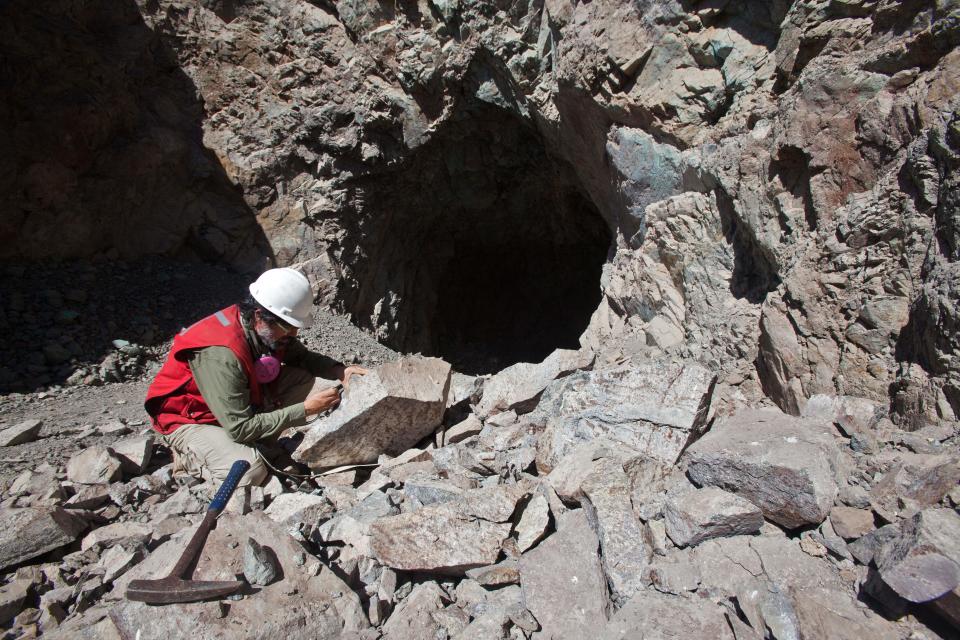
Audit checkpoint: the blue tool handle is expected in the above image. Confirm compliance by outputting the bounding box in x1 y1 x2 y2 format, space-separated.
209 460 251 512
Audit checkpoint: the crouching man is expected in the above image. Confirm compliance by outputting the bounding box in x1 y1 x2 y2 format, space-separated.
144 268 367 488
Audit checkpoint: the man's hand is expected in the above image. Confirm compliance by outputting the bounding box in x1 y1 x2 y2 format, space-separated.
304 386 342 416
338 365 369 390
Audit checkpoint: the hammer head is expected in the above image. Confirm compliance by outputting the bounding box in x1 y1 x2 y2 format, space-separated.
126 577 244 604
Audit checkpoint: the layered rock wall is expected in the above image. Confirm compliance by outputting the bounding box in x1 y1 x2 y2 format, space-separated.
3 0 959 420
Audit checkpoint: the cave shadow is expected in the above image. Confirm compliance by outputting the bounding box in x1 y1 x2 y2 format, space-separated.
0 0 273 393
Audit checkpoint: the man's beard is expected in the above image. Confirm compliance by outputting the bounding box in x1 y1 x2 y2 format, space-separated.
256 325 292 352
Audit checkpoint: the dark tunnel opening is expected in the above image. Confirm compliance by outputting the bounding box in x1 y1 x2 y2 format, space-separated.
339 100 612 375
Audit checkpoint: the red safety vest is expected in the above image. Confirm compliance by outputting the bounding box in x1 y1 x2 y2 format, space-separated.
144 305 262 435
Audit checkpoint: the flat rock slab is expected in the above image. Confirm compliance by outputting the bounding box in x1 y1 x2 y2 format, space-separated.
370 485 526 575
109 512 369 640
294 357 451 468
0 419 43 447
519 510 610 639
876 507 960 603
580 458 650 604
829 506 875 540
684 409 840 528
664 486 763 548
600 588 734 640
475 348 594 418
0 507 85 571
263 493 332 532
535 358 716 471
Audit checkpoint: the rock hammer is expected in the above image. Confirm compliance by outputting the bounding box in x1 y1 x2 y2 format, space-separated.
125 459 250 604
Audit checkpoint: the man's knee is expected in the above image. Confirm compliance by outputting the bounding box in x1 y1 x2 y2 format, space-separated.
241 455 269 487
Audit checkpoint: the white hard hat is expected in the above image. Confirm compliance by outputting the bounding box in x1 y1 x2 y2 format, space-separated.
248 268 314 328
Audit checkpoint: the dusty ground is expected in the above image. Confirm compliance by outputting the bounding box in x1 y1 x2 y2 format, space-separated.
0 257 400 489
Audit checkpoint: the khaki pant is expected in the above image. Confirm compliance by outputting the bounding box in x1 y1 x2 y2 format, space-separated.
162 365 317 488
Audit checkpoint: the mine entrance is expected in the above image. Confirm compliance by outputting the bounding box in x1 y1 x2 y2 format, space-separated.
342 100 612 375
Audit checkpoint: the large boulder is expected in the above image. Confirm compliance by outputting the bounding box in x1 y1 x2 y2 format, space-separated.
108 512 369 639
293 357 451 468
475 348 594 418
519 510 610 638
535 358 716 472
0 507 86 571
684 409 840 528
369 485 527 575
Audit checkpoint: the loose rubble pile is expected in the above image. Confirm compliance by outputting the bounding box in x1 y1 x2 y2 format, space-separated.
0 352 956 639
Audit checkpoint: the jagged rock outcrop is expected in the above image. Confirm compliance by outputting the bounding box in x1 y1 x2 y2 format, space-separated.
4 0 958 417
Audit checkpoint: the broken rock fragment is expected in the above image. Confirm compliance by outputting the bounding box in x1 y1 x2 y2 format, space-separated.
0 419 43 447
66 446 122 485
535 358 715 471
600 588 734 640
663 486 764 547
519 510 610 639
876 508 960 603
243 537 279 586
685 409 840 528
580 458 651 604
0 507 85 571
475 348 593 418
370 485 524 575
110 435 154 475
294 357 451 468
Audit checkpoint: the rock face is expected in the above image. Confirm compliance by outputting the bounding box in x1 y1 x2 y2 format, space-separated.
685 409 840 528
535 357 716 471
294 357 451 468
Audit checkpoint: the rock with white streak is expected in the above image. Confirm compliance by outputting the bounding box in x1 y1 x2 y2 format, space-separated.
664 487 763 548
519 510 610 638
370 485 526 575
0 507 85 571
535 358 716 472
0 419 43 447
685 409 840 528
110 435 154 475
67 447 123 485
475 348 594 418
876 508 960 603
294 357 451 468
580 458 650 604
515 494 550 552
